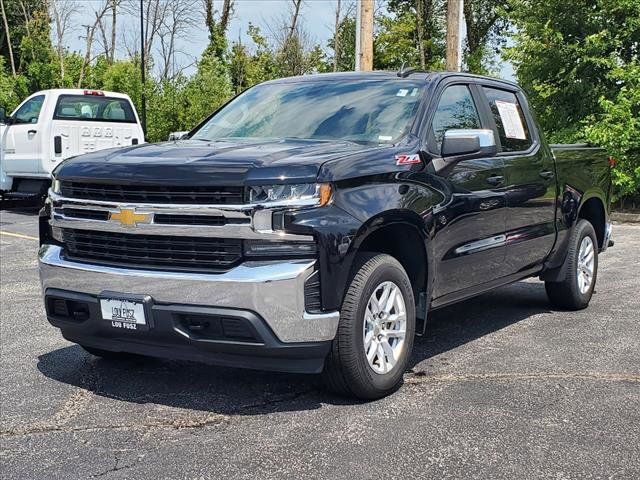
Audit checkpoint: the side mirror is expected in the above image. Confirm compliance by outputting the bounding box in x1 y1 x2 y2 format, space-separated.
0 107 6 124
168 131 189 141
441 129 497 161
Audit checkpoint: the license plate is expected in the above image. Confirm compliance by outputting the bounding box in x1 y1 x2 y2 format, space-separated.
100 298 147 330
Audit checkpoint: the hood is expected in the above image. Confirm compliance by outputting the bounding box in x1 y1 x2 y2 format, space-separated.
54 138 375 186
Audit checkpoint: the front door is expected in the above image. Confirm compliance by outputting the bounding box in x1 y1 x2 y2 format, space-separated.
427 83 508 298
4 94 45 175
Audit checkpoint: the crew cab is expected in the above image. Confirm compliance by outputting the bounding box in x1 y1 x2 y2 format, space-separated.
38 72 613 399
0 89 144 201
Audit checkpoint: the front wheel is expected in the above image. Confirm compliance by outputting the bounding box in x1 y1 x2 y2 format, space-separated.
545 219 598 310
322 253 416 400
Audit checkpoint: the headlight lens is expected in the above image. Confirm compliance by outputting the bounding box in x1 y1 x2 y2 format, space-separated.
51 177 61 194
249 183 332 206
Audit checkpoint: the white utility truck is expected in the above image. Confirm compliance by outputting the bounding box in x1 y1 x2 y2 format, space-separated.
0 89 144 201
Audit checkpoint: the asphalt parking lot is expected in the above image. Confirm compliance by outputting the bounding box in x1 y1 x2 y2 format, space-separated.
1 206 638 479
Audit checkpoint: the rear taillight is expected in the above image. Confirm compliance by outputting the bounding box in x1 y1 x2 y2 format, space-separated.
83 90 104 96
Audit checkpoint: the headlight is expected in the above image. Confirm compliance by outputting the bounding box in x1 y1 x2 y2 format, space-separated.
249 183 332 206
51 177 61 194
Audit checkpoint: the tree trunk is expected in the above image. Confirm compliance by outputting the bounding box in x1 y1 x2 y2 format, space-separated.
287 0 302 44
0 0 16 76
359 0 374 71
415 0 426 69
333 0 341 72
445 0 460 71
204 0 214 33
78 25 95 88
220 0 233 33
110 0 117 63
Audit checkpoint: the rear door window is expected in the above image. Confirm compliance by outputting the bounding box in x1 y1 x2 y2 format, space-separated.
430 85 482 151
53 95 137 123
482 87 532 152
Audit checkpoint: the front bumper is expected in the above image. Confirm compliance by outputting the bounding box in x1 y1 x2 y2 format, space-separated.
39 244 340 373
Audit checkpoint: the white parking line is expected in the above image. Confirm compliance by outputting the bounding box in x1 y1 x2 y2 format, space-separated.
0 231 38 241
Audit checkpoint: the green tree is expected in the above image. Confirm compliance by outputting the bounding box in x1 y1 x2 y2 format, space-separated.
585 63 640 206
183 53 233 128
506 0 640 142
463 0 509 74
507 0 640 202
326 15 356 71
16 8 57 92
0 57 28 111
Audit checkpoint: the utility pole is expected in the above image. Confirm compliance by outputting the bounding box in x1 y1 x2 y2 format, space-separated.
354 0 373 71
139 0 147 135
446 0 461 72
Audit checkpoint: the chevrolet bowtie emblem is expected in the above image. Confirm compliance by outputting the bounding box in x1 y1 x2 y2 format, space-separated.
109 208 151 227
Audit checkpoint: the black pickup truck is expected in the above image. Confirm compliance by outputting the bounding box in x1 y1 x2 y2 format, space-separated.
39 72 613 399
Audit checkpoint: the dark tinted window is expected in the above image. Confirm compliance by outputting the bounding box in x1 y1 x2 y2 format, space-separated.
483 87 532 152
192 80 424 145
431 85 481 150
14 95 45 124
54 95 137 123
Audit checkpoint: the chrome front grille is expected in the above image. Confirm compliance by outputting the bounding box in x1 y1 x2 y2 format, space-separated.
62 229 243 271
60 181 244 205
48 186 314 272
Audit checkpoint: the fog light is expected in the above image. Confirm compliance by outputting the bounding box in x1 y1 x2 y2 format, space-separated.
244 240 316 257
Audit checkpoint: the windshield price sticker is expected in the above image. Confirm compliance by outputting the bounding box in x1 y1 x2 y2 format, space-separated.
495 100 526 140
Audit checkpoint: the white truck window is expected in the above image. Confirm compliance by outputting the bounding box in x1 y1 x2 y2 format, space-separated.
14 95 45 124
53 95 137 123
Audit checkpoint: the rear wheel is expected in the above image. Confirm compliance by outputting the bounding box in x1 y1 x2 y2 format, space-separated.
323 253 416 400
545 219 598 310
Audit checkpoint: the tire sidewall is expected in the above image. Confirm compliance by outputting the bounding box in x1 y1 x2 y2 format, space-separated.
570 221 599 306
349 258 415 393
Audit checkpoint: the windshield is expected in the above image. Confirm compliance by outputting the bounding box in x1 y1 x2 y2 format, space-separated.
192 79 425 144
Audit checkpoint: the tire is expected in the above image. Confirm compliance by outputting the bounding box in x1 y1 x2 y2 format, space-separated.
545 219 598 310
323 253 416 400
81 345 134 360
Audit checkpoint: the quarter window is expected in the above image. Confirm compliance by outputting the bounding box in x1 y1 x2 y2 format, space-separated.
483 87 532 152
431 85 481 150
14 95 45 124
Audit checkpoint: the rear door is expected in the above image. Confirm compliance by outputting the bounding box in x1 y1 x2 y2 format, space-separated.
479 86 556 272
4 94 46 175
427 83 508 298
50 93 142 171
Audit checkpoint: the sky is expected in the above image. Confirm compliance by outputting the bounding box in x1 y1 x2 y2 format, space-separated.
68 0 514 80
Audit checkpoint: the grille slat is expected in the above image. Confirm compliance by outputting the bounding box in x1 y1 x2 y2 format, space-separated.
60 182 244 205
62 229 242 272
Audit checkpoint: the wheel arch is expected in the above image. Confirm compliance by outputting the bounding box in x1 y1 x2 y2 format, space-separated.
577 193 607 250
348 210 433 309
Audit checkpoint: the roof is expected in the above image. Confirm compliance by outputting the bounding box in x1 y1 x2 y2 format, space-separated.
262 70 520 89
31 89 133 99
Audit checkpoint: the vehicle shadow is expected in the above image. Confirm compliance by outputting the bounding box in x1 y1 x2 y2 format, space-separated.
37 281 551 414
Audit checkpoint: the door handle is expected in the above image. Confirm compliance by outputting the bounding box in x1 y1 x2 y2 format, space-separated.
486 175 504 186
28 129 37 135
539 170 555 180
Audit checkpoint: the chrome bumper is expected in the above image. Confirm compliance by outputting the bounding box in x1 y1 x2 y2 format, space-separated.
38 244 339 343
